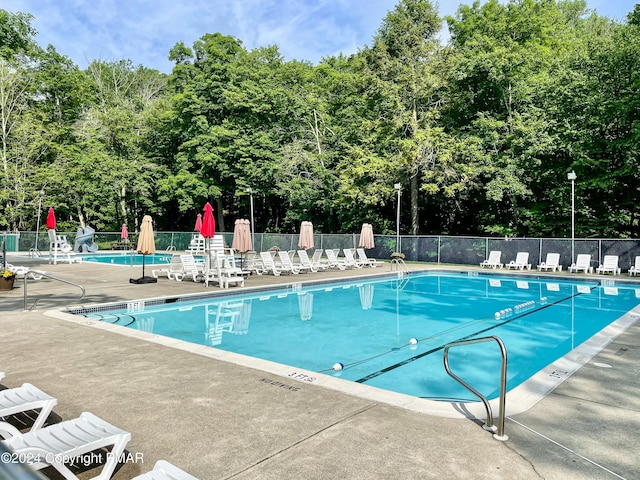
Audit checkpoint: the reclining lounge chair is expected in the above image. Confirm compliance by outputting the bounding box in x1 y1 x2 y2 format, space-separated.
0 383 57 432
0 411 130 480
568 254 592 274
537 253 561 272
132 460 199 480
480 251 503 269
630 256 640 276
505 252 531 270
596 255 620 275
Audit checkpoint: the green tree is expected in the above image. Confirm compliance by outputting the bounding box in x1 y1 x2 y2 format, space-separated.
362 0 443 234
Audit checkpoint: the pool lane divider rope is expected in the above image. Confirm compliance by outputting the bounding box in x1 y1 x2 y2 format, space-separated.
353 282 600 384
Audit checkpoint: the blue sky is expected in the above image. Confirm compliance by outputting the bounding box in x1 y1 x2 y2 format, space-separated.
1 0 637 73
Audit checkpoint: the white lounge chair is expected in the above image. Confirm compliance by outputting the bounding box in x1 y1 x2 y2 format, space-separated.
297 250 326 272
568 254 592 274
244 252 266 275
342 249 362 268
0 411 131 480
260 252 282 276
7 264 46 280
132 460 199 480
630 256 640 276
356 248 384 267
311 249 325 267
205 252 245 288
325 249 348 270
152 254 183 279
175 254 204 282
47 229 80 265
596 255 620 275
277 251 301 274
506 252 531 270
0 383 57 432
537 253 561 272
480 251 503 269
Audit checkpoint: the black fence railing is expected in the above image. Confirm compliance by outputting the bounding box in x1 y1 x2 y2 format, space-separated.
9 231 640 274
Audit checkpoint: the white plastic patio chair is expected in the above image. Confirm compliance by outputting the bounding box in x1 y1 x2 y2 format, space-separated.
277 251 301 274
297 250 327 272
311 249 326 268
0 411 131 480
342 249 362 268
186 234 206 254
259 252 282 276
131 460 199 480
480 251 503 269
47 229 80 265
356 248 384 267
176 254 204 282
628 256 640 276
506 252 531 270
152 254 183 279
325 249 348 270
596 255 620 275
0 383 57 432
568 254 592 274
537 253 561 272
205 252 245 288
7 265 46 280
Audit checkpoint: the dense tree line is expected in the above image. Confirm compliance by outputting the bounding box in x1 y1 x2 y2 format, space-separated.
1 0 638 238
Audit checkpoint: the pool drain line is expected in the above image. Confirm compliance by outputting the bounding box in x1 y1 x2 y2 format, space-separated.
354 285 597 384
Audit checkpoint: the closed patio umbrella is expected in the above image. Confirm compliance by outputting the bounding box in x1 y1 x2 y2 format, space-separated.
298 221 314 250
121 223 128 240
46 208 56 230
232 219 252 253
232 219 253 269
201 202 216 280
358 223 375 249
130 215 157 284
194 213 202 232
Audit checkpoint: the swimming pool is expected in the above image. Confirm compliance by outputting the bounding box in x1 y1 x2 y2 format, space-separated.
80 253 173 266
73 272 640 404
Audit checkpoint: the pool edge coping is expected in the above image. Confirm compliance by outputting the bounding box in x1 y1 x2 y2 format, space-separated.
45 269 640 421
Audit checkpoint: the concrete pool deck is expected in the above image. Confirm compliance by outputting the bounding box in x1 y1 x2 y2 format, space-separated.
1 253 639 479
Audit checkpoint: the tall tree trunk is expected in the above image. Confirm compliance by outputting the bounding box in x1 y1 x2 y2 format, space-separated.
119 185 127 224
216 196 225 233
410 173 419 234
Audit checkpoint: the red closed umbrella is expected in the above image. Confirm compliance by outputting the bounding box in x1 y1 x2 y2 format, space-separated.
201 202 216 281
201 203 216 239
194 213 203 232
46 208 56 230
121 223 129 240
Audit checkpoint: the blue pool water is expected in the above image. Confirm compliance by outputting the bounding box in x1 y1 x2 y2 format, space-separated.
80 253 172 266
78 273 640 401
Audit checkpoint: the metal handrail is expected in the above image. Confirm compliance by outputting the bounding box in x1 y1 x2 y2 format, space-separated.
390 257 409 273
443 335 508 441
23 272 85 311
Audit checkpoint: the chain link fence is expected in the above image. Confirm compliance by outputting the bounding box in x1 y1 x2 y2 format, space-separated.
13 231 640 273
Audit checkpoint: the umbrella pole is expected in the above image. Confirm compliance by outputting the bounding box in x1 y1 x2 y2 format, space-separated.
142 255 146 278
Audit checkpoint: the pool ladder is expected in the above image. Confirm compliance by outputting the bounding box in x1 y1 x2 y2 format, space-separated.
22 272 85 311
443 336 508 441
390 257 409 273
